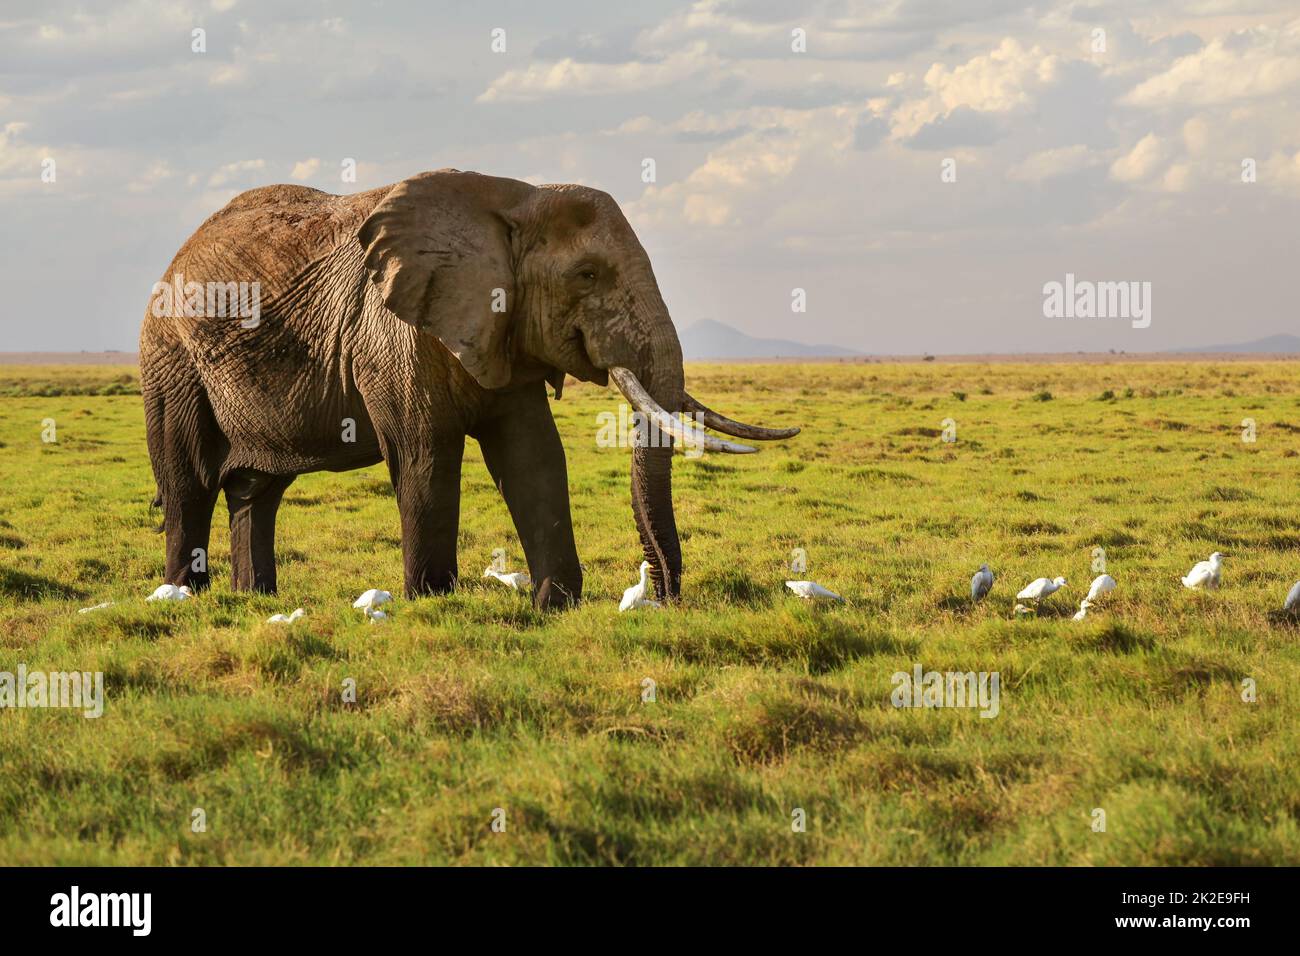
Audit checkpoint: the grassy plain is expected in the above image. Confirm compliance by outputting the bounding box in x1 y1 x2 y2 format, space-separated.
1 359 1298 864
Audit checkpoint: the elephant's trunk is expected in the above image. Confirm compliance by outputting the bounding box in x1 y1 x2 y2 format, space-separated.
607 307 801 602
637 330 681 598
631 441 680 601
613 317 686 598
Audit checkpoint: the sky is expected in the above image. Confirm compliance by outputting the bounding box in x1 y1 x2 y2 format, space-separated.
1 0 1298 354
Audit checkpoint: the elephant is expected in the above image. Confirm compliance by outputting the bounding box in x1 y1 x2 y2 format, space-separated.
139 168 799 609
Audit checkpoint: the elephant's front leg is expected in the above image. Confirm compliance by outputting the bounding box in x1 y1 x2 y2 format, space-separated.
386 439 465 598
476 385 582 610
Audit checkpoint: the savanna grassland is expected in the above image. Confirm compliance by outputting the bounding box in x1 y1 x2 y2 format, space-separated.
1 359 1298 865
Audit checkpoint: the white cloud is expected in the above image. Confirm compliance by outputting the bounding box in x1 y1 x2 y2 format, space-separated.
1006 144 1099 182
290 158 321 180
1162 163 1192 191
1124 21 1300 106
478 44 718 102
127 159 174 193
637 0 960 61
208 158 265 187
0 122 38 177
928 39 1058 112
891 38 1061 139
626 107 839 230
209 63 250 87
1182 116 1211 153
1262 148 1300 193
1110 133 1165 183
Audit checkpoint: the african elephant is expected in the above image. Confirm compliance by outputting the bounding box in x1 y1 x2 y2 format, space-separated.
139 169 798 609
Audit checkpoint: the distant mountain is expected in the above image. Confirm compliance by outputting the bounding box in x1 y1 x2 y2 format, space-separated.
679 319 862 359
1177 334 1300 354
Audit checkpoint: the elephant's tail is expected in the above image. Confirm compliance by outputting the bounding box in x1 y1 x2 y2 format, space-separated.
150 489 164 533
142 370 167 533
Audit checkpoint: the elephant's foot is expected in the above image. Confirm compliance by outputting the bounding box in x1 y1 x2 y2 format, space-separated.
533 574 581 611
403 568 458 600
167 567 212 593
232 574 278 595
162 497 220 594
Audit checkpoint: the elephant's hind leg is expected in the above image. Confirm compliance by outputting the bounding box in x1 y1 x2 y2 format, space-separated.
224 469 295 593
163 487 221 591
150 377 223 592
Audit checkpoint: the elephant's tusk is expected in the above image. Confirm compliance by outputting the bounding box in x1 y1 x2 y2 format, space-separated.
608 367 758 455
681 392 801 441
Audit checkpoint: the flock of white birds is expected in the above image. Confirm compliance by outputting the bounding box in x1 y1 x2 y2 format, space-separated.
978 551 1264 620
787 550 1300 622
75 551 1300 622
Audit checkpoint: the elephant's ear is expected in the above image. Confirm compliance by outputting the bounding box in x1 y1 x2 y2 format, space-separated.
357 170 534 390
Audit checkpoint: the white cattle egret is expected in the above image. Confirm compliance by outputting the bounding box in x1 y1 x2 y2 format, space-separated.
620 561 661 612
78 602 114 614
353 589 393 610
267 608 305 624
1182 552 1225 590
970 564 994 602
1072 599 1094 621
483 567 531 591
364 607 388 623
1283 581 1300 614
1013 603 1034 617
785 580 844 603
1086 574 1117 602
1016 577 1066 602
147 584 193 602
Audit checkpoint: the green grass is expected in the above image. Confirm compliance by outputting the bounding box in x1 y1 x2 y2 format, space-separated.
2 360 1299 865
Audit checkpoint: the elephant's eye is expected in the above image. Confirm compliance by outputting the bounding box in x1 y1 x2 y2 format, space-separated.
569 261 603 292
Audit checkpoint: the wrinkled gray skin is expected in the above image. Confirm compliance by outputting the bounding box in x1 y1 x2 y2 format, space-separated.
140 169 688 608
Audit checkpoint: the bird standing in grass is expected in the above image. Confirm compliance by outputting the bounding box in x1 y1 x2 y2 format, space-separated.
1086 574 1117 602
1284 581 1300 615
785 580 844 603
620 562 661 611
1016 576 1066 603
483 566 531 591
1072 599 1094 621
1182 552 1225 590
971 564 995 602
267 608 305 624
353 589 392 611
147 584 193 602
